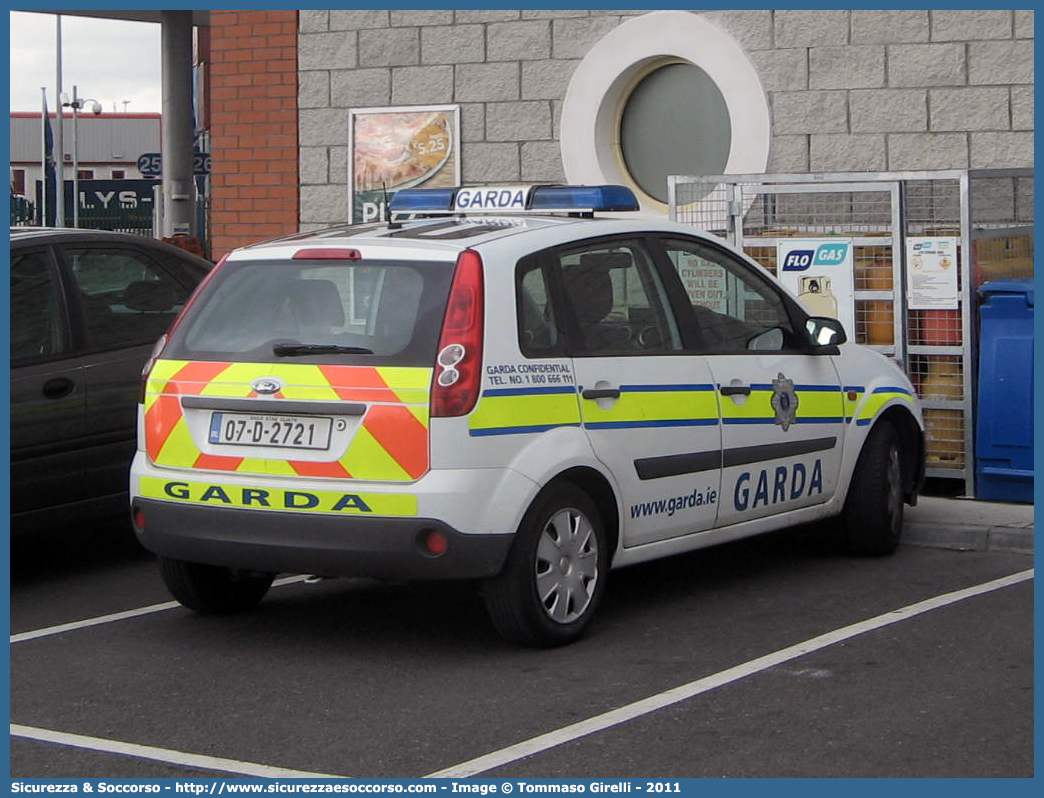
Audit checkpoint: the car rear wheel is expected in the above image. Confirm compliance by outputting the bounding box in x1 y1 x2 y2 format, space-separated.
841 420 905 556
483 484 608 647
159 557 274 614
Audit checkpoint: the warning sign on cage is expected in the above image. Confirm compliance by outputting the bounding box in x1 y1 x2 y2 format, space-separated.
677 252 728 314
906 237 959 310
777 239 855 338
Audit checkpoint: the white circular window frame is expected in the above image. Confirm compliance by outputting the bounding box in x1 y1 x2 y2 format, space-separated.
560 11 770 218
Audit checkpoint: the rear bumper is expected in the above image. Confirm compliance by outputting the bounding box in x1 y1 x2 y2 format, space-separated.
132 498 513 580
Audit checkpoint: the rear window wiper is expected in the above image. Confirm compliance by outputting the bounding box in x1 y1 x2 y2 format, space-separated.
273 343 374 357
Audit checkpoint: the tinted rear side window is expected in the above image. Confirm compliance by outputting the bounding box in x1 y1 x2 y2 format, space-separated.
10 249 70 362
166 259 454 367
64 246 193 352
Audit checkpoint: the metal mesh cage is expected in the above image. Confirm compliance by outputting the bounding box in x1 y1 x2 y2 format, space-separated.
669 169 1033 494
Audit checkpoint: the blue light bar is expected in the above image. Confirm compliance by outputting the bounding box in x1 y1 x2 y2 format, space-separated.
387 187 457 214
528 185 639 212
388 185 640 216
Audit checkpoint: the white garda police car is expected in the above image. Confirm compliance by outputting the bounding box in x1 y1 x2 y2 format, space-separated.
130 184 924 647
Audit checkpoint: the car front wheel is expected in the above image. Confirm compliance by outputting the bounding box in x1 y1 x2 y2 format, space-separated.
841 420 905 556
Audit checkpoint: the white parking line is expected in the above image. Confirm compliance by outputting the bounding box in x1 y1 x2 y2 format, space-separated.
10 723 345 779
427 569 1034 778
10 569 1032 778
9 576 308 645
10 601 182 644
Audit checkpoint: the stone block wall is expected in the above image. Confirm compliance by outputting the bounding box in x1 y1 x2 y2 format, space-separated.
292 9 1033 229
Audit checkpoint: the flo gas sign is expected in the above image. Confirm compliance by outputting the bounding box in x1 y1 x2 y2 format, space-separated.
777 239 855 339
780 242 850 270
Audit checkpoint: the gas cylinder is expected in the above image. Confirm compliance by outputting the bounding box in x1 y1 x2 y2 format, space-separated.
920 359 964 467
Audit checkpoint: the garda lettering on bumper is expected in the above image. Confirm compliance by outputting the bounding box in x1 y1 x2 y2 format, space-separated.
138 477 417 517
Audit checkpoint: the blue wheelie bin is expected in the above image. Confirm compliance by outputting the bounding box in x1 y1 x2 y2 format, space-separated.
975 278 1034 503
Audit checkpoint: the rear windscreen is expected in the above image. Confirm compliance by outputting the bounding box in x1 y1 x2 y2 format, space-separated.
166 258 455 366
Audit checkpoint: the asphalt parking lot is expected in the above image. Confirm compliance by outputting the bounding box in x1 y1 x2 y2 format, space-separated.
9 517 1033 779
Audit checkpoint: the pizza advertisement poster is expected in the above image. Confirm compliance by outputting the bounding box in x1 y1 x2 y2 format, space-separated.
348 105 461 224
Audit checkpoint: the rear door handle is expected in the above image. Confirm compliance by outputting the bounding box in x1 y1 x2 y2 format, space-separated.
582 388 621 400
43 377 76 400
719 385 751 397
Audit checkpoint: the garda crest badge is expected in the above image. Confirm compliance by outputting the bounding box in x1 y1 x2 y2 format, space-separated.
770 373 799 432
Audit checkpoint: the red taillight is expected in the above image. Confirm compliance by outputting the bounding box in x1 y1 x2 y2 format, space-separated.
431 249 484 418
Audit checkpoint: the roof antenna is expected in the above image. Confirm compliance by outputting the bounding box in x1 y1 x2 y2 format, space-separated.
383 182 401 230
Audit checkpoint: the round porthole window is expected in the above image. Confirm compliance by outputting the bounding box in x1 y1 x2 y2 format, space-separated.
618 61 732 205
561 11 770 217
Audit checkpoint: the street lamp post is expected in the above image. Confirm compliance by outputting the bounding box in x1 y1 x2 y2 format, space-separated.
62 85 102 228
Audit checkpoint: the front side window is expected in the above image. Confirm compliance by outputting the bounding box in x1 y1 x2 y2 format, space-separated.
65 247 191 351
555 239 681 356
662 238 799 353
10 249 69 362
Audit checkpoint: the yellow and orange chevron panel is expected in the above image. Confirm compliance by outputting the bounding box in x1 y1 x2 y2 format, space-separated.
144 360 432 482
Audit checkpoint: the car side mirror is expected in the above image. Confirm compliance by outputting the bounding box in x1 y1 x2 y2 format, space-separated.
805 316 846 353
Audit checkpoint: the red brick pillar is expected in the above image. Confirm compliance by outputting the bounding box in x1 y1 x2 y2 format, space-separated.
208 10 299 260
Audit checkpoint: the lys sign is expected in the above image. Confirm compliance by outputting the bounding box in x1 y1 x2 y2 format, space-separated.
66 179 155 210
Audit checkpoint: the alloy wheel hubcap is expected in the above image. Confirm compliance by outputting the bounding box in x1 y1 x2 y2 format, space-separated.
535 508 599 624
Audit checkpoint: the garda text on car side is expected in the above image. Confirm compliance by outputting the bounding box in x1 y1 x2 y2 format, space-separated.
130 184 925 647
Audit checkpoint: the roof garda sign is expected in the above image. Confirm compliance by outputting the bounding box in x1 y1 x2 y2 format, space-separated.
452 187 527 211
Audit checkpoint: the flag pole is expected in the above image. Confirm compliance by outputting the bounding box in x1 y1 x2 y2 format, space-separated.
40 87 48 226
55 13 65 226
